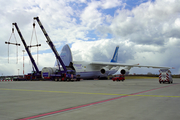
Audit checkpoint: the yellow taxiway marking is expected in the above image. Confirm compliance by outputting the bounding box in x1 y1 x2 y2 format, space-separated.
0 88 180 98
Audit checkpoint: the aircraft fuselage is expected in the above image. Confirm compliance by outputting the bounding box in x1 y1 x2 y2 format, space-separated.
73 61 119 79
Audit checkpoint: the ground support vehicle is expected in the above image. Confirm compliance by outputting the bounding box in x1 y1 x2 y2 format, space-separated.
0 77 13 82
42 69 77 81
112 74 125 81
159 69 173 84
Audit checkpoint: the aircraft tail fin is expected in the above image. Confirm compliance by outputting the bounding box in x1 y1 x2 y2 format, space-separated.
55 44 73 67
110 46 119 62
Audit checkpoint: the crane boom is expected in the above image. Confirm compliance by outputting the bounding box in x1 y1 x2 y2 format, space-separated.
33 17 67 73
13 23 40 74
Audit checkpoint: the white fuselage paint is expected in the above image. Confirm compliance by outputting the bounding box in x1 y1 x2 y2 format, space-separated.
73 61 120 79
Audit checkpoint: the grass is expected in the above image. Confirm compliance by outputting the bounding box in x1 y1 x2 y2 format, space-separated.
125 76 159 79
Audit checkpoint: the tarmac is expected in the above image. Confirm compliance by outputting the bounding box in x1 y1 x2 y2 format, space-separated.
0 78 180 120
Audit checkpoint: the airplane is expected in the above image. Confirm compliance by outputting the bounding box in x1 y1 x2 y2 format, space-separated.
56 44 172 79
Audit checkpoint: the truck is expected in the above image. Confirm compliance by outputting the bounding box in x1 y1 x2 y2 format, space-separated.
33 17 76 81
159 69 173 84
112 74 125 82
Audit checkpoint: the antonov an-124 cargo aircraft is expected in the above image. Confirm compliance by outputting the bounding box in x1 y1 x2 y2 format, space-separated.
56 44 172 79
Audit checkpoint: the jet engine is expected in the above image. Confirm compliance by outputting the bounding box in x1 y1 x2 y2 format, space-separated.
120 69 130 75
100 67 109 74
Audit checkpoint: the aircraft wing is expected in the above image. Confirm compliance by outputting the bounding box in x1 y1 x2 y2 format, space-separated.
135 65 174 69
90 62 173 69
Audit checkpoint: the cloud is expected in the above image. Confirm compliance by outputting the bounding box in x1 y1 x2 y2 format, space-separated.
1 0 180 76
100 0 122 9
71 39 135 63
107 0 180 45
80 1 103 29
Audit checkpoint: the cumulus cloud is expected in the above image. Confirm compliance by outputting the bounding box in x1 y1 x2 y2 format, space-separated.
80 1 103 29
108 0 180 45
71 39 135 63
100 0 122 9
1 0 180 76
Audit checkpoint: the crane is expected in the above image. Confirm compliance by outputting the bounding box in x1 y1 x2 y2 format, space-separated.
12 23 41 79
33 17 74 81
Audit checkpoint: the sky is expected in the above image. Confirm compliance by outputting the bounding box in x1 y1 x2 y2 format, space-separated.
0 0 180 76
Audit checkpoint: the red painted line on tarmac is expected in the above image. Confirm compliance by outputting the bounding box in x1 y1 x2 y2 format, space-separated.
130 84 176 95
19 84 178 120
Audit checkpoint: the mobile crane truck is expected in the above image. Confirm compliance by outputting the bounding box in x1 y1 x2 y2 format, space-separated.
12 23 41 80
33 17 76 81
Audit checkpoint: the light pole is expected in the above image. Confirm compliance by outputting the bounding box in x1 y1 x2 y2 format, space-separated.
18 69 19 78
22 50 25 76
